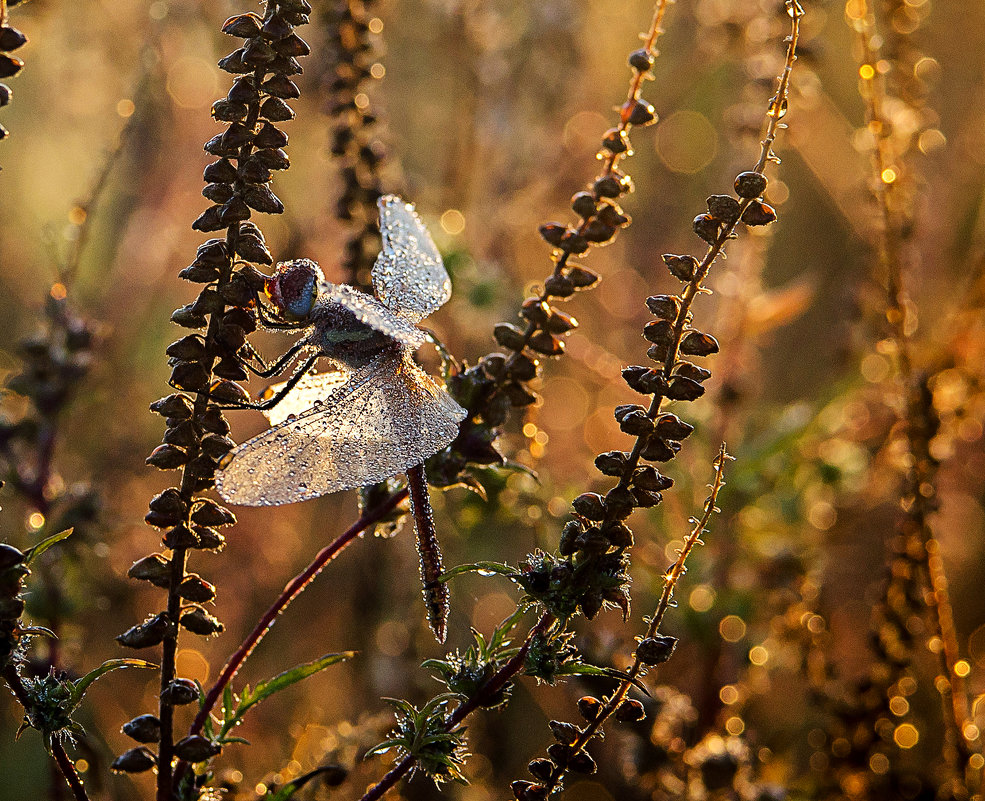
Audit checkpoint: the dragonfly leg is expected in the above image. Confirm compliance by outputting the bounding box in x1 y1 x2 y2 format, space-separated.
212 354 321 411
406 462 449 644
240 339 309 378
255 302 310 331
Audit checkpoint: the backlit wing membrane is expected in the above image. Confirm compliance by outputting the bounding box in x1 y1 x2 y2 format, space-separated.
216 353 466 507
262 368 350 427
316 282 427 348
372 195 451 324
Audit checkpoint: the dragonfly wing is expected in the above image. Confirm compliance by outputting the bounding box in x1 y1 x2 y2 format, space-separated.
215 352 466 507
372 195 451 324
261 368 350 427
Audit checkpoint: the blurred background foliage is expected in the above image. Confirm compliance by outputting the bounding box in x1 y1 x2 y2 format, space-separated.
1 0 985 799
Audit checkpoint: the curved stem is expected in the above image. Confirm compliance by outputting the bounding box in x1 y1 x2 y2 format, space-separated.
188 487 408 737
51 741 91 801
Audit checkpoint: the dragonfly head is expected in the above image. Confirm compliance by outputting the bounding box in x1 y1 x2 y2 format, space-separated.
266 259 324 321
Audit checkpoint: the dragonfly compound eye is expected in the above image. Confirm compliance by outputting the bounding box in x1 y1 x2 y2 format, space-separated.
266 258 324 321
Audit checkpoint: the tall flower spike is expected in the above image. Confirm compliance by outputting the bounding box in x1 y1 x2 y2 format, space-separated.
0 0 29 156
129 3 310 796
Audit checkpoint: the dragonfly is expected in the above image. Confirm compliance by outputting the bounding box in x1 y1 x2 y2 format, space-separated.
215 195 467 642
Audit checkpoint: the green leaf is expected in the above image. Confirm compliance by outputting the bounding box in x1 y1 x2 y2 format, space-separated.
23 528 73 565
70 659 156 708
237 652 354 717
438 561 514 582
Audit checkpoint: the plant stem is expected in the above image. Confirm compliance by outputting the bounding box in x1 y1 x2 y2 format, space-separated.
188 487 409 738
51 741 91 801
357 611 555 801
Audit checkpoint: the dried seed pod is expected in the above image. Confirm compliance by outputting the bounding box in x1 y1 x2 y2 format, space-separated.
146 489 188 528
615 699 646 722
0 84 11 107
0 54 24 80
161 678 199 706
0 27 29 51
179 262 221 283
559 521 581 556
545 309 577 334
253 148 290 170
631 487 662 508
646 294 679 320
191 500 236 527
122 714 162 743
507 353 538 381
543 274 574 298
602 520 634 547
643 319 674 345
520 298 551 324
178 606 221 638
663 253 698 282
640 437 680 462
169 362 210 392
0 544 25 571
572 492 606 521
146 444 190 470
692 213 720 244
577 695 601 721
178 575 216 603
618 408 654 436
528 330 564 356
211 99 248 122
706 194 741 224
568 751 597 774
549 720 579 745
601 127 629 154
604 486 636 519
191 206 225 234
741 200 777 226
547 743 571 767
666 376 705 401
528 758 554 782
582 219 617 243
654 414 694 440
174 735 222 763
260 97 295 121
629 48 654 72
567 265 599 288
493 323 527 351
625 98 657 126
127 555 171 588
637 634 678 665
253 121 289 149
117 613 170 649
575 526 609 554
208 379 250 404
571 191 597 218
111 747 156 773
632 466 673 491
595 450 628 476
261 13 294 40
734 170 767 199
221 13 263 38
243 184 284 214
597 203 630 228
675 362 711 383
679 331 719 356
163 524 200 549
560 230 589 254
512 781 548 801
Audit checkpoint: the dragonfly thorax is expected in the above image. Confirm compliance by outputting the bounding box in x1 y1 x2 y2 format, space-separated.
266 259 324 321
310 298 399 368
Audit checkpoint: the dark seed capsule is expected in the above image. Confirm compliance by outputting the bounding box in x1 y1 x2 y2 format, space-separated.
654 414 694 440
692 213 720 244
0 84 10 107
146 444 190 470
643 319 674 345
260 97 295 122
666 375 705 401
571 191 597 218
191 500 236 527
545 309 577 334
150 392 193 419
663 253 698 282
0 27 28 51
618 409 654 436
615 698 646 722
626 99 657 126
578 695 601 721
111 747 156 774
127 554 171 588
633 466 673 492
604 486 636 519
511 781 547 801
741 200 777 226
122 714 162 744
493 322 527 351
528 330 564 356
221 12 263 38
675 362 711 383
0 54 24 80
253 121 289 149
572 492 606 521
547 743 571 767
734 170 768 198
640 437 680 462
174 735 222 762
601 127 630 154
595 450 628 476
161 678 199 706
568 751 597 774
680 331 720 356
178 575 216 603
646 294 680 320
632 487 662 508
566 265 599 288
543 274 574 298
0 544 26 570
549 720 580 745
603 520 634 547
598 203 630 227
707 194 741 224
629 48 654 72
116 613 170 649
528 758 554 782
637 634 678 665
559 520 582 556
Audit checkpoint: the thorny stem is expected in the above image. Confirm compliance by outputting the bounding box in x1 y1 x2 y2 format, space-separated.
357 611 555 801
610 2 801 511
1 665 91 801
502 0 672 376
853 0 972 777
187 487 408 738
544 446 731 792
